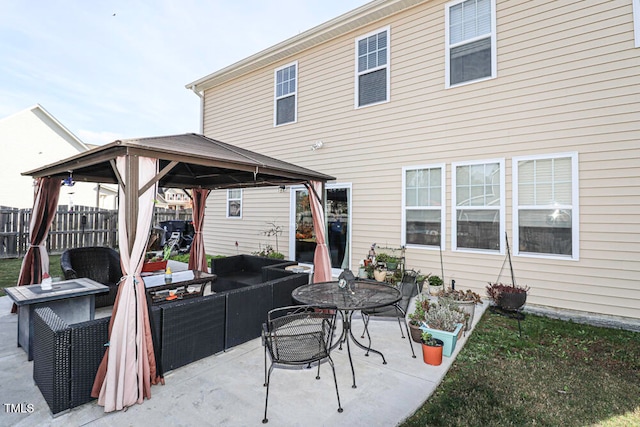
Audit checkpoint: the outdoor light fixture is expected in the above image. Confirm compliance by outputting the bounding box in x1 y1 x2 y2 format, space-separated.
62 171 75 187
311 140 324 151
278 185 286 193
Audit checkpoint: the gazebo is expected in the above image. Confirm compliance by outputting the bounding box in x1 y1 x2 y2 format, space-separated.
19 133 335 412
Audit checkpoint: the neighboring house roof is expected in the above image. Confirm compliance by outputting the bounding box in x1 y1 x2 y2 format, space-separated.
186 0 427 93
0 104 89 153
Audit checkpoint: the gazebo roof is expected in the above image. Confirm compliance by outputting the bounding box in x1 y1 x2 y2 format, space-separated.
22 133 335 188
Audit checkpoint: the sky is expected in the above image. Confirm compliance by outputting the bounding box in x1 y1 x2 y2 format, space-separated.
0 0 371 146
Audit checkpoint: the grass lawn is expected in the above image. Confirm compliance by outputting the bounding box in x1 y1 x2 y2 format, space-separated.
0 255 63 296
401 310 640 427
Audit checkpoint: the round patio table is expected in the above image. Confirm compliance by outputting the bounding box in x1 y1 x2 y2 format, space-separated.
292 280 401 388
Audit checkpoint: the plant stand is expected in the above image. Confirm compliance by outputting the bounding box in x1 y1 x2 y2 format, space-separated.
489 305 525 337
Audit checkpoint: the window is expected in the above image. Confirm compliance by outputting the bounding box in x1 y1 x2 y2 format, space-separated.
452 159 504 252
634 0 640 47
402 165 446 248
355 27 390 107
513 153 578 259
445 0 496 87
274 62 297 126
227 189 242 218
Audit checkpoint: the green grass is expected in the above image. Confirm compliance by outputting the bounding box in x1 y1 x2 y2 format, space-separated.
0 255 63 296
401 311 640 427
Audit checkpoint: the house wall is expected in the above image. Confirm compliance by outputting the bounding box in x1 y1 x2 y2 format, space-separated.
199 0 640 320
0 106 116 209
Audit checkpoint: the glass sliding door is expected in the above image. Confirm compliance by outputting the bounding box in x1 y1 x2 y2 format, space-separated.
289 184 351 275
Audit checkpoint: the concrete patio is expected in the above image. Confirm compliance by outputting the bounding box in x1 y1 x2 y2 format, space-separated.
0 267 489 427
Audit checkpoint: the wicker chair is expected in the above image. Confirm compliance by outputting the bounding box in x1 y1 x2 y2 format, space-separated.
261 305 342 423
360 269 420 358
32 307 110 414
60 246 122 307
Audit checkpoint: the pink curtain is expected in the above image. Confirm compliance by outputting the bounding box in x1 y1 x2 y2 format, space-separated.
306 181 332 283
188 188 211 272
13 177 61 312
92 156 161 412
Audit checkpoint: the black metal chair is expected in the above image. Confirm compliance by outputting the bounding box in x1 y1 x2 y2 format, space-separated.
60 246 122 307
261 305 343 423
360 269 420 358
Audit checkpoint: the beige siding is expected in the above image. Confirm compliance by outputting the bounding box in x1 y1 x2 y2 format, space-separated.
200 0 640 320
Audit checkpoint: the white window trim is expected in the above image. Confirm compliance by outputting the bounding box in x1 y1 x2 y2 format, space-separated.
226 189 242 219
451 158 505 254
273 61 298 127
512 152 579 261
401 164 446 250
634 0 640 48
354 25 391 109
444 0 497 89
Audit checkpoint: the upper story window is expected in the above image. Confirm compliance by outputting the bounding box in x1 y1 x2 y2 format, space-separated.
445 0 496 87
402 165 446 249
355 27 390 108
513 153 579 259
227 189 242 218
452 159 504 253
274 62 297 126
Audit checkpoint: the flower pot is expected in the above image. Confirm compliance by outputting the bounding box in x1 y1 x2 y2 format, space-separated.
374 269 387 282
456 300 476 331
409 322 423 343
420 323 463 357
421 339 444 365
498 292 527 310
429 285 442 296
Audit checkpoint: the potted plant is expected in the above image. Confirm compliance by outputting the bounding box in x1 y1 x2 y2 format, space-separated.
436 288 482 331
427 274 444 295
408 295 430 343
142 245 171 272
373 263 387 282
420 299 466 357
420 331 444 366
486 282 529 310
375 253 399 271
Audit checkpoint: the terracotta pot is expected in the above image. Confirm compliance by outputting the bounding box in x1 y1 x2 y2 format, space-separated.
421 339 444 365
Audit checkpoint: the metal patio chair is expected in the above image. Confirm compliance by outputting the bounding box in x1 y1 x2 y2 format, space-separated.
261 305 343 423
360 269 420 358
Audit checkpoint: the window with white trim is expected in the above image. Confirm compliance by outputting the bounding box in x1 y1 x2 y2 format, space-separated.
403 165 446 248
513 153 578 259
445 0 496 87
227 189 242 218
274 62 297 126
356 27 390 107
452 159 504 252
634 0 640 47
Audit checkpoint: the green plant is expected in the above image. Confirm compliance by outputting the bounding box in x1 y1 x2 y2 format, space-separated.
420 331 440 346
253 244 284 259
423 299 466 332
408 295 430 326
427 274 443 287
437 288 482 304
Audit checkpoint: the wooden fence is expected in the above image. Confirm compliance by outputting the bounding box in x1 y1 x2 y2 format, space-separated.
0 205 191 259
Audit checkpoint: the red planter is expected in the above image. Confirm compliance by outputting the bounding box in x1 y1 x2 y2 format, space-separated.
142 260 167 272
421 339 444 366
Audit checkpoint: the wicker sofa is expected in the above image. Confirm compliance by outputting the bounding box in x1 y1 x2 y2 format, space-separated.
32 307 110 415
60 247 122 308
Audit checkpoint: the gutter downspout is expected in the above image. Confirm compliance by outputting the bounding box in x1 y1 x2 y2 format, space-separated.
188 85 204 134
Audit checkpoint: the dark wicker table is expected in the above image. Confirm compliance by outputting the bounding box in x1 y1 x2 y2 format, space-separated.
5 278 108 360
292 280 401 388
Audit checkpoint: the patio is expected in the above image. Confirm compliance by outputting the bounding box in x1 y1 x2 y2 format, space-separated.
0 261 489 426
